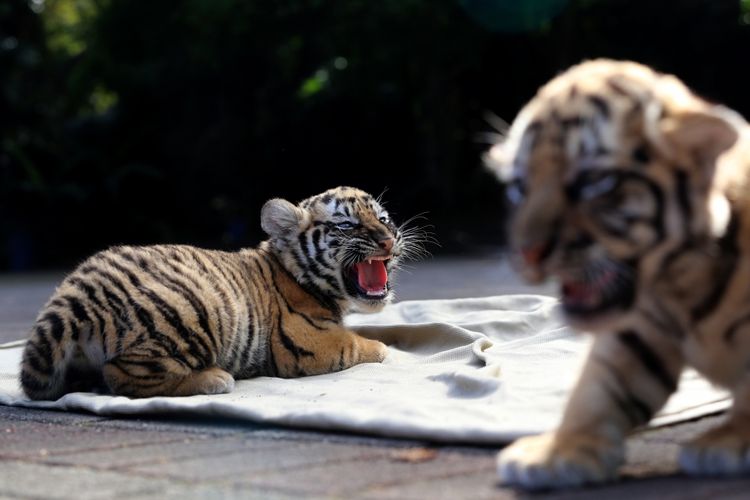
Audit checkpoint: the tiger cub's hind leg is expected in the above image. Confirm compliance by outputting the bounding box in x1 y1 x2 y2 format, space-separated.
103 354 235 398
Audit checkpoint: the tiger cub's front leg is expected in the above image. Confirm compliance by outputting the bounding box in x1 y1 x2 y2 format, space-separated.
498 332 682 490
680 379 750 475
272 326 387 378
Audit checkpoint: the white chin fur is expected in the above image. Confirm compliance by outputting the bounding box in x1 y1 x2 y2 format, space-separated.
350 293 391 313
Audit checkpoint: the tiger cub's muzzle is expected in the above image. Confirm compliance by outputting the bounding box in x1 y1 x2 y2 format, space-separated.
517 235 637 320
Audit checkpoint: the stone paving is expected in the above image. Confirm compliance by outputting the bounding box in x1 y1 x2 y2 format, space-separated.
1 256 748 499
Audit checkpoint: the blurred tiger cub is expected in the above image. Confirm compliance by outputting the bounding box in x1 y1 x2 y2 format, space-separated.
487 60 750 488
21 186 424 400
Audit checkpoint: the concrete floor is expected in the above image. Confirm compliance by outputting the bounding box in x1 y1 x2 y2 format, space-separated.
0 255 747 499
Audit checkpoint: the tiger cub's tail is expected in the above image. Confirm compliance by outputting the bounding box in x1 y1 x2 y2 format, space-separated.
19 305 91 401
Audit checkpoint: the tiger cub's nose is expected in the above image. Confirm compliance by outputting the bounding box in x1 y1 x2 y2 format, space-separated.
378 237 395 252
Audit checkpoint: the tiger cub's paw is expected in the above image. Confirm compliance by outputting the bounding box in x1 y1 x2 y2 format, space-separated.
358 338 388 364
179 367 236 396
497 432 623 490
679 421 750 476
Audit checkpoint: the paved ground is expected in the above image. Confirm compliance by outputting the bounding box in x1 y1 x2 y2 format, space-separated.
1 255 748 499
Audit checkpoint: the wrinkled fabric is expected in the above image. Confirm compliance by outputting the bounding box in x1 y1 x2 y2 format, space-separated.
0 295 730 443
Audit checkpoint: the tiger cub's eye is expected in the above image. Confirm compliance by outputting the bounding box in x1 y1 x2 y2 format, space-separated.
568 171 620 202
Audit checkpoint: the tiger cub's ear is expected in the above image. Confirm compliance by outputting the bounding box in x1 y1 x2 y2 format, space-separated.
654 106 739 172
261 198 309 237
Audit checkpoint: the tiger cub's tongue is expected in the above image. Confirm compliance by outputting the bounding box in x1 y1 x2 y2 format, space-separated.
355 260 388 293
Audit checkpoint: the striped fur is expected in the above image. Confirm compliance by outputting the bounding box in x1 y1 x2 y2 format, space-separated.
20 186 427 399
487 60 750 488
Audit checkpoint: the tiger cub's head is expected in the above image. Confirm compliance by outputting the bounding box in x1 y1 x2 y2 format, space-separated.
487 59 742 329
261 186 428 313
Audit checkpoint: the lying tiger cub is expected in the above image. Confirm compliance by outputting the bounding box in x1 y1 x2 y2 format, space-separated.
487 59 750 488
21 186 425 399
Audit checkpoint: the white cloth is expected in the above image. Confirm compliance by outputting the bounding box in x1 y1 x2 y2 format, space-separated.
0 295 730 444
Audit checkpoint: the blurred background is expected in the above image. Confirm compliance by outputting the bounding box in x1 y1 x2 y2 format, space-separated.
2 0 750 271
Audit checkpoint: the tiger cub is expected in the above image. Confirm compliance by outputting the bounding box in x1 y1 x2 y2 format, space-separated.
487 59 750 488
21 186 422 400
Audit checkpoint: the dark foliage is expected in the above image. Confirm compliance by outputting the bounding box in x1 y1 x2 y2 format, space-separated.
2 0 749 270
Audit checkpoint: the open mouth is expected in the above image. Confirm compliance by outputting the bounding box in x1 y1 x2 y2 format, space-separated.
345 255 391 300
560 263 636 317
